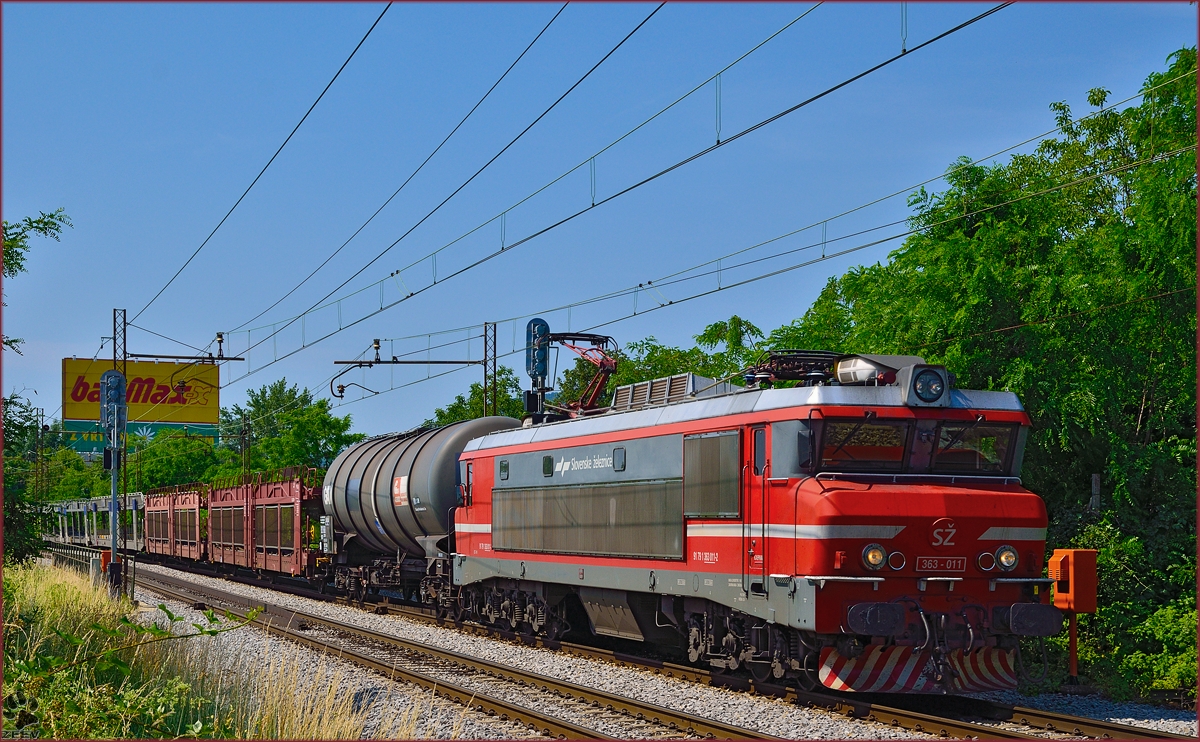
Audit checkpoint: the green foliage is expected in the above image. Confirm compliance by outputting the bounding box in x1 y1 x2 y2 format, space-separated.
425 366 526 426
3 393 52 563
138 431 219 490
256 398 364 470
219 378 314 448
3 563 258 738
2 208 72 353
45 447 110 501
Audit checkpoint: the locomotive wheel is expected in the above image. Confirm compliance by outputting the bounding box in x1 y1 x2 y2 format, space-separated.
748 660 774 685
687 625 704 664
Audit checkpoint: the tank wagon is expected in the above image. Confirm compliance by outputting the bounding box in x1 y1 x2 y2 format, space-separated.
50 338 1064 694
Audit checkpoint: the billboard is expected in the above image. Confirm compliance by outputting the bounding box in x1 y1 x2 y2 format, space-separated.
62 358 220 425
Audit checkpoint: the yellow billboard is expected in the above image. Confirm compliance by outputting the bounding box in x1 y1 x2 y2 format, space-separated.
62 358 220 424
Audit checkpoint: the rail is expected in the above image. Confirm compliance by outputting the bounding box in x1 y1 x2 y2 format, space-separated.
136 570 787 740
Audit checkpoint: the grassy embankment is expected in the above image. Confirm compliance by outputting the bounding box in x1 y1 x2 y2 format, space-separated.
2 562 452 738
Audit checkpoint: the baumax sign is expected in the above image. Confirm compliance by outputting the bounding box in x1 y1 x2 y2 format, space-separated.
62 358 219 425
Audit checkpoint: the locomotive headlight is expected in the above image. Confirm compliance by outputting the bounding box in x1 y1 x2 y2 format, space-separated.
913 369 945 403
862 543 887 570
996 545 1019 571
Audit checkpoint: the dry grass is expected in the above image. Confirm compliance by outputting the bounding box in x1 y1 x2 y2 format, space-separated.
5 562 465 739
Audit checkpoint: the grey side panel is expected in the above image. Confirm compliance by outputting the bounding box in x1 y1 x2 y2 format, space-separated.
455 556 816 631
494 434 682 488
493 479 684 559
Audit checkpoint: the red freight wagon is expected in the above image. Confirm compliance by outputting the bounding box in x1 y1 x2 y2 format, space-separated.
144 483 207 561
208 468 322 577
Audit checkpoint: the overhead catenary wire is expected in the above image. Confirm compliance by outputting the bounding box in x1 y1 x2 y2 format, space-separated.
233 4 819 339
239 63 1194 347
351 72 1195 350
127 323 210 355
226 4 665 371
131 2 393 323
222 3 1001 383
233 3 825 342
229 2 570 334
331 143 1195 407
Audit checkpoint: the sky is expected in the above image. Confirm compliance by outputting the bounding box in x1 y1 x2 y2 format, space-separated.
3 2 1195 436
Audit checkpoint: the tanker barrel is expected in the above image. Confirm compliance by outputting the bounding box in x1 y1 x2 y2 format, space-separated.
323 416 520 557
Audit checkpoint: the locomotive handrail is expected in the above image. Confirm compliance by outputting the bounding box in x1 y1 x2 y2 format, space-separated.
989 577 1053 592
917 576 963 592
815 472 1022 485
802 575 884 591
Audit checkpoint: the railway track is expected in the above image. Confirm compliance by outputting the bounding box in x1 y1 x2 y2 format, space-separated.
51 546 1192 741
135 569 784 740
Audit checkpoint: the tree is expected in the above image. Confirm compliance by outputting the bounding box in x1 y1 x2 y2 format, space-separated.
218 378 314 449
137 431 219 490
256 399 364 470
425 367 525 427
2 208 72 353
2 394 51 562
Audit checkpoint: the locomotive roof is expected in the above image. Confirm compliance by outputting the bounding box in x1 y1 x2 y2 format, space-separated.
463 385 1023 452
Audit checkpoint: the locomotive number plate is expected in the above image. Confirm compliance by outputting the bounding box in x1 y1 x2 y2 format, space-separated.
915 556 967 572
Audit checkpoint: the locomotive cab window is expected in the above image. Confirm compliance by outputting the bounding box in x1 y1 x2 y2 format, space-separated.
820 418 910 472
464 462 474 505
930 422 1017 474
752 427 766 475
684 431 740 518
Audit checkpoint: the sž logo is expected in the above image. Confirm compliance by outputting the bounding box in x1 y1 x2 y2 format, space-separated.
929 517 957 547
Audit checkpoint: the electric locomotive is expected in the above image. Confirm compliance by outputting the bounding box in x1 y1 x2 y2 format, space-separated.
323 339 1062 695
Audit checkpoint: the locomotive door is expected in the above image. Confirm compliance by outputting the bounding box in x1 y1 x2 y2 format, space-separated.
743 425 769 597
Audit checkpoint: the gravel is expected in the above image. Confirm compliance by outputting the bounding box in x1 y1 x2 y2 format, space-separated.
133 584 542 739
135 563 936 739
970 690 1197 737
138 562 1197 740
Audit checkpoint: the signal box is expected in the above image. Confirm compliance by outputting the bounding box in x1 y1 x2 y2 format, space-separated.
1049 549 1097 613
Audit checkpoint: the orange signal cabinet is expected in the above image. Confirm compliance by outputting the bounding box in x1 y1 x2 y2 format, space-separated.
1049 548 1097 613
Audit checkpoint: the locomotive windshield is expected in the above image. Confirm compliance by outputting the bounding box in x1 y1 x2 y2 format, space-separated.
816 418 1021 476
820 420 910 472
929 422 1016 474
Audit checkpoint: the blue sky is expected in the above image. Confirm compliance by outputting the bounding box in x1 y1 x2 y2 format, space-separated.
4 2 1195 435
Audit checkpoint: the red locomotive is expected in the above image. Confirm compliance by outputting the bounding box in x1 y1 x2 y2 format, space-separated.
322 338 1062 695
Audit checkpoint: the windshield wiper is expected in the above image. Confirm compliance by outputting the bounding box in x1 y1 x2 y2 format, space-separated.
826 411 876 461
938 414 986 455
